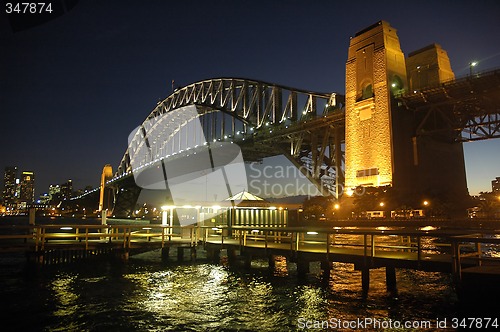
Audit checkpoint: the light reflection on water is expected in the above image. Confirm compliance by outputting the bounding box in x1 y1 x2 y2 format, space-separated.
51 274 79 317
0 246 481 331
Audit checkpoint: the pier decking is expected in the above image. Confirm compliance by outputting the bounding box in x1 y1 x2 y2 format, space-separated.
1 222 499 299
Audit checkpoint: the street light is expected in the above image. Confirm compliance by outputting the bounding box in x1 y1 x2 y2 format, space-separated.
469 61 478 76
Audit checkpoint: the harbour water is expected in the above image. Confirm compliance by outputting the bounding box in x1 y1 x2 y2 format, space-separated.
0 217 497 331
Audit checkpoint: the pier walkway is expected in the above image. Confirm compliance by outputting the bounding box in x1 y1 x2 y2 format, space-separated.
1 222 499 299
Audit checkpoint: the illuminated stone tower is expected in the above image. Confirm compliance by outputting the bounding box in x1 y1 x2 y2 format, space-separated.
343 22 469 212
406 43 455 92
344 21 408 193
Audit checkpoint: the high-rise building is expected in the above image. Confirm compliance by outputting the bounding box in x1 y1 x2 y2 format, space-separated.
60 179 73 200
493 177 500 193
48 184 61 204
39 193 51 204
2 166 18 207
19 171 35 203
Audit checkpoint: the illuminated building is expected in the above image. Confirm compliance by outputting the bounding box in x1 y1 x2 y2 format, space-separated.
19 171 35 204
2 166 18 207
493 177 500 193
60 179 73 200
38 193 51 204
49 184 61 202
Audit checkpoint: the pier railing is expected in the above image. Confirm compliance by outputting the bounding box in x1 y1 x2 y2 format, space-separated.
0 224 199 251
202 225 500 269
450 233 500 280
2 224 500 274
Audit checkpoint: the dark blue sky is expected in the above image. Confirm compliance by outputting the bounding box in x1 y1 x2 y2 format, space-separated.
1 0 500 198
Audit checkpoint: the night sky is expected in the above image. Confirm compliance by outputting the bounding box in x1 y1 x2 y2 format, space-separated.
1 0 500 199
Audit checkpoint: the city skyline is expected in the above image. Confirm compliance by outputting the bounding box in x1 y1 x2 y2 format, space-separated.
1 1 500 198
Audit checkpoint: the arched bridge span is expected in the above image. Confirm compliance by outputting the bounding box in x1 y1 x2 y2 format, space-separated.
108 78 346 217
70 71 500 218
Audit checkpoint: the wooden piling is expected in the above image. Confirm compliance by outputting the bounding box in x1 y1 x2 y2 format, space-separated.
297 258 309 278
268 255 276 270
321 261 332 282
361 268 370 297
243 252 252 269
177 247 184 262
385 266 397 294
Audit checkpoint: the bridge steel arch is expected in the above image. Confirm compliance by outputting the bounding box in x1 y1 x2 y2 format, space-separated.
109 78 345 217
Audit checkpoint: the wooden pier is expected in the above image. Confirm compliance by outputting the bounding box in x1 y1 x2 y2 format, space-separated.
0 223 198 265
201 225 500 299
1 222 500 300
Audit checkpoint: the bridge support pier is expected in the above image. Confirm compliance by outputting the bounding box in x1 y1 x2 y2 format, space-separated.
385 266 397 294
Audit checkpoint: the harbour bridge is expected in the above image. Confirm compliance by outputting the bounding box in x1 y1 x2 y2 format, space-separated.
71 21 500 218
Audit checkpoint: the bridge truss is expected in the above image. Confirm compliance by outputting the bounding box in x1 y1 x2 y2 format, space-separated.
109 78 345 217
398 68 500 142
